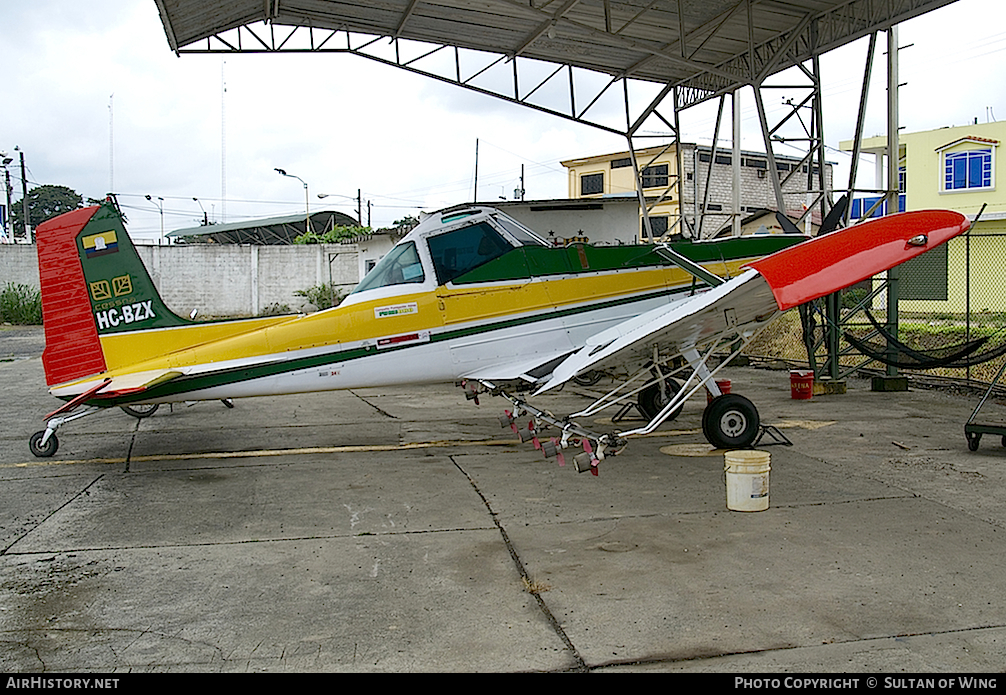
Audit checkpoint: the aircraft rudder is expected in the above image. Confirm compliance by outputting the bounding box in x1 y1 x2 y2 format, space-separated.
37 206 109 386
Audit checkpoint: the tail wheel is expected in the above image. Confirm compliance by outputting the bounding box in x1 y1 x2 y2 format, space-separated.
120 404 159 419
702 394 759 449
29 431 58 458
637 379 683 422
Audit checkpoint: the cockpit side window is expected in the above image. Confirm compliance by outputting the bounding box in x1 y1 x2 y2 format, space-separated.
427 222 513 285
351 241 425 294
493 215 548 246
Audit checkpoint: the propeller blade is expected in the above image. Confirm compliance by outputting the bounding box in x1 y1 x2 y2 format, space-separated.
819 195 849 235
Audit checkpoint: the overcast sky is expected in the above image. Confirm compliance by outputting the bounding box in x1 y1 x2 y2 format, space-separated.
1 0 1004 240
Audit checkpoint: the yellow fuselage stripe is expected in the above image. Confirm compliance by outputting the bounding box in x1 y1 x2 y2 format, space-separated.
86 259 751 386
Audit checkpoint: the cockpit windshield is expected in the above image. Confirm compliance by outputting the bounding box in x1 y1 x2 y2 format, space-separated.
351 241 425 294
349 210 549 297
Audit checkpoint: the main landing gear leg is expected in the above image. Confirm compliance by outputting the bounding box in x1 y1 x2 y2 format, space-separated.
678 347 761 449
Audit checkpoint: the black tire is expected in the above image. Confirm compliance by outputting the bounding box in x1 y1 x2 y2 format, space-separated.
702 394 760 449
637 379 683 422
573 371 604 387
968 432 981 452
29 431 58 458
121 404 159 419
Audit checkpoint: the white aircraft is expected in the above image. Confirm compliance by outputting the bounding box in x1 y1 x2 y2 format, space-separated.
30 201 968 473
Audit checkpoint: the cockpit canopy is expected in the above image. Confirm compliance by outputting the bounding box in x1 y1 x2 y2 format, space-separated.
350 208 548 296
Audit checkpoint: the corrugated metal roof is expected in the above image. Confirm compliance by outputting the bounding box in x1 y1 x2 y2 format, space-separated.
168 209 359 244
154 0 958 105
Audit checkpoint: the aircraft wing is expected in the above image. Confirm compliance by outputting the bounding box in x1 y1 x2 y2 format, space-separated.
536 209 971 394
461 349 576 384
536 269 776 393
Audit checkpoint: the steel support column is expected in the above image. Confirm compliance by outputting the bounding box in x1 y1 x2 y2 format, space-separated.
885 25 902 381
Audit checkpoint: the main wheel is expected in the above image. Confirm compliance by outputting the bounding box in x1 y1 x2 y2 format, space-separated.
121 403 159 419
702 394 760 449
29 431 58 458
573 371 604 387
637 379 683 422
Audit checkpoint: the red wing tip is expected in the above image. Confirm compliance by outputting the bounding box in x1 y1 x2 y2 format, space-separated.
746 210 972 312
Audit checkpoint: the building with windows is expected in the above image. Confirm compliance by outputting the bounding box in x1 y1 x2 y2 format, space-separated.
841 121 1006 313
561 143 833 240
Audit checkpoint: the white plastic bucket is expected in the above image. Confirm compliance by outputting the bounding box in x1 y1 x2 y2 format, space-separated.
724 450 771 512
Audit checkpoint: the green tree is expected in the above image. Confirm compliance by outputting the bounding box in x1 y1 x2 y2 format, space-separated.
293 225 370 244
9 184 84 232
393 215 420 229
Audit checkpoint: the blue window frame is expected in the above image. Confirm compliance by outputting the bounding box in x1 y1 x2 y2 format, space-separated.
850 195 905 219
945 148 992 191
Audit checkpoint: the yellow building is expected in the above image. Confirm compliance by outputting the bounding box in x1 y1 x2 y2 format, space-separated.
561 146 679 238
841 121 1006 313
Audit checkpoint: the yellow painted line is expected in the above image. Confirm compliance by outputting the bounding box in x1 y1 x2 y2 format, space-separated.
660 444 726 457
4 421 747 470
2 438 518 469
4 456 132 468
772 419 836 430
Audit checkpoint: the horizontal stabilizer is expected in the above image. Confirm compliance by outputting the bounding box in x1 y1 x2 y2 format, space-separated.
50 369 185 400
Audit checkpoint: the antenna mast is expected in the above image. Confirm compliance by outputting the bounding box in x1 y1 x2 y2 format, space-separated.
108 94 114 194
221 60 227 223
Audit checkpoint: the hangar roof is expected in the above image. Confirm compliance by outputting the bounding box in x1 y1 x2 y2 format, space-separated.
168 209 359 244
154 0 957 110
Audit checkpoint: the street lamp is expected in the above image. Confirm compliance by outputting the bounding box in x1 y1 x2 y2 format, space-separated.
318 190 364 225
193 197 209 226
145 195 164 244
275 168 310 235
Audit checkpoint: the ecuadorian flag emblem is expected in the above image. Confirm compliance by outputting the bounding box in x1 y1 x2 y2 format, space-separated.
83 231 118 258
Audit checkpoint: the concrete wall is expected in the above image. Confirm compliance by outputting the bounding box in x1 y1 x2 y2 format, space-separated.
0 245 40 290
0 242 361 318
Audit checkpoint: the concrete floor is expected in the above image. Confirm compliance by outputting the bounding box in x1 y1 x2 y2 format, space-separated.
3 326 1006 672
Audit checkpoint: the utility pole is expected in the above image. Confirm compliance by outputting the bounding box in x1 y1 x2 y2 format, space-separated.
2 153 12 241
19 150 29 242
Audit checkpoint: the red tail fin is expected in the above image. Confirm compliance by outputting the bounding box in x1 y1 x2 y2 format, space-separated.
37 206 108 386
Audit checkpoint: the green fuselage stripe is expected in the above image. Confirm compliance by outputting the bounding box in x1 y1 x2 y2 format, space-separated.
99 282 700 405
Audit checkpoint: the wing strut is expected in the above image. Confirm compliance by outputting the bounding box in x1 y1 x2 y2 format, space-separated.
653 245 725 288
